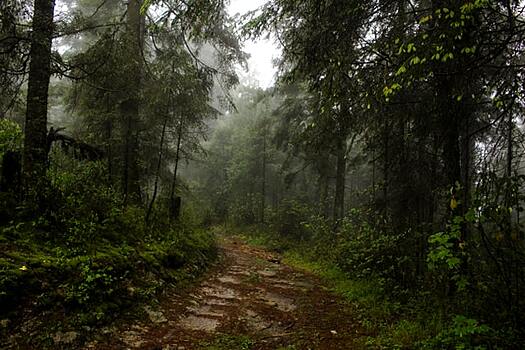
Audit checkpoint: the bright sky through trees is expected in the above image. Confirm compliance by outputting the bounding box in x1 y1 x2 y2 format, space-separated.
228 0 279 88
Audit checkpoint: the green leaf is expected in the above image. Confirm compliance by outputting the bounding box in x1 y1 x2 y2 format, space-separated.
396 65 407 76
410 56 421 65
140 0 151 14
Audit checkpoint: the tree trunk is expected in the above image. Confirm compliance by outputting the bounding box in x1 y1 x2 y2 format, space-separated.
106 118 113 183
23 0 55 193
504 111 514 237
333 135 346 225
146 112 169 224
261 122 267 224
121 0 144 204
383 121 390 213
169 114 184 221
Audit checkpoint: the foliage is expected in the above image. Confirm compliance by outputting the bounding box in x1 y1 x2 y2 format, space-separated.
0 119 22 159
335 228 411 289
420 315 494 350
0 150 216 346
3 0 525 347
267 199 313 240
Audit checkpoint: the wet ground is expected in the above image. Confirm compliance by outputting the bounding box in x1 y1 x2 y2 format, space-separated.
88 237 364 349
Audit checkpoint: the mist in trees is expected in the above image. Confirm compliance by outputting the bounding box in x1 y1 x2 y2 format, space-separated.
1 0 525 348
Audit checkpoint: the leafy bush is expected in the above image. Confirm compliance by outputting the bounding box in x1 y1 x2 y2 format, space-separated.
324 211 421 292
0 119 23 222
0 119 22 159
0 149 218 342
420 315 494 349
229 193 259 225
267 199 313 240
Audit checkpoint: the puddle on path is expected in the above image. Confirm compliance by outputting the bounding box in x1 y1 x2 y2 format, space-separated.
203 298 232 306
179 315 220 332
242 309 274 332
269 278 314 290
186 305 224 318
270 283 296 290
217 275 241 284
200 286 240 300
259 292 296 312
228 270 251 276
258 269 278 277
228 265 246 271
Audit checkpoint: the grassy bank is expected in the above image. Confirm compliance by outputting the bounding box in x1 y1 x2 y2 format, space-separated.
1 220 216 348
0 157 218 348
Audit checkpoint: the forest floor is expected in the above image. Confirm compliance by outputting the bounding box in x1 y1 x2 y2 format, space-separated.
87 236 366 349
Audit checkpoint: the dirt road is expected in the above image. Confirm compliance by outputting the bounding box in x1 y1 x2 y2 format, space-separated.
90 237 363 349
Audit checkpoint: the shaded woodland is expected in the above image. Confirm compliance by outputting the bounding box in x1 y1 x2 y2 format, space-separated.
1 0 525 348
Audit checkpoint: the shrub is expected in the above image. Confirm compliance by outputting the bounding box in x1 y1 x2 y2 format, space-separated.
267 199 313 240
0 118 22 160
331 216 407 286
420 315 494 349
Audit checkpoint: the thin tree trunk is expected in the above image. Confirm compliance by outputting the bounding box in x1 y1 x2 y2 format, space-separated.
321 172 330 217
169 113 184 221
261 122 267 224
383 122 389 213
333 135 346 225
23 0 55 193
103 93 113 183
507 113 513 179
146 112 169 224
505 111 514 237
461 111 473 235
372 148 376 202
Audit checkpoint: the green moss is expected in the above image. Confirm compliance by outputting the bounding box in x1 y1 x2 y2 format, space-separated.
0 223 217 347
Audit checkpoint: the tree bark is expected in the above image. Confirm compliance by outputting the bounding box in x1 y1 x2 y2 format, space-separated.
23 0 55 193
121 0 144 204
146 111 169 224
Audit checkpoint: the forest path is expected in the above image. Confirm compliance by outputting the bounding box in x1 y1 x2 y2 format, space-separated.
90 236 363 349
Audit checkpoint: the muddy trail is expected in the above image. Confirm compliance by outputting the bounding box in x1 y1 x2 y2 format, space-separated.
89 237 364 349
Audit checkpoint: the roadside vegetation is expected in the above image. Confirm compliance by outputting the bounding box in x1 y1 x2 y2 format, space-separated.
1 0 235 347
1 136 216 347
2 0 525 349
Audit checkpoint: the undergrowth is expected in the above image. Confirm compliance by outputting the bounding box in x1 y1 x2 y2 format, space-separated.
0 151 217 348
